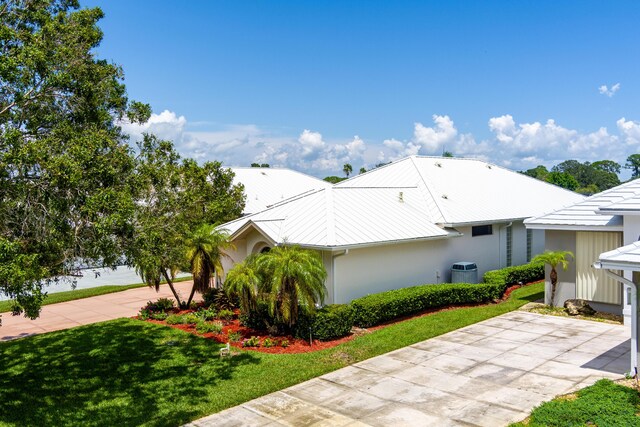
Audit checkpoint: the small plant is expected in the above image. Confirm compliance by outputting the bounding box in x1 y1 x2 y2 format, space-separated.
195 320 223 334
197 307 217 321
203 288 236 310
242 336 261 347
138 308 150 320
151 312 168 321
280 339 289 348
183 313 200 325
263 337 275 348
189 301 199 310
166 314 185 325
227 330 242 343
144 297 175 313
218 309 235 321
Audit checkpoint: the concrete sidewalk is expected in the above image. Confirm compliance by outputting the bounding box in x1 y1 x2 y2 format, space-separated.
0 280 196 341
189 311 630 427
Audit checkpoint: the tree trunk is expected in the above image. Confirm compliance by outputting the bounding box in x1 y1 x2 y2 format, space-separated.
549 267 558 306
186 285 197 308
161 269 184 308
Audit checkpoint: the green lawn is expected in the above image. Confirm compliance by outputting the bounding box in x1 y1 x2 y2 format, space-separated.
0 282 543 427
0 276 192 314
510 379 640 427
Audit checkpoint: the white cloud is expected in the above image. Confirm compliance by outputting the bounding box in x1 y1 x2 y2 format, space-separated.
599 83 621 97
617 118 640 145
122 109 640 177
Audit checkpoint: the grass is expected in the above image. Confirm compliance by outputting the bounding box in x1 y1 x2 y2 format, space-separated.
0 276 192 314
0 282 543 427
510 379 640 426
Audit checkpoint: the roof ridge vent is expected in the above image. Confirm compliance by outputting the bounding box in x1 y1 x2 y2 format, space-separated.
435 161 442 167
486 164 492 169
399 191 404 203
442 194 448 199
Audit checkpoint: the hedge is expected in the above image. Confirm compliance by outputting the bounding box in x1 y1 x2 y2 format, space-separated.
482 261 544 286
295 304 355 341
351 282 505 328
351 261 544 328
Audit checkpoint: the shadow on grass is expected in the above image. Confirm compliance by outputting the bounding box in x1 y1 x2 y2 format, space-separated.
0 319 259 427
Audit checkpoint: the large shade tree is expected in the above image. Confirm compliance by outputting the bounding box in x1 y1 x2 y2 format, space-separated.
128 135 245 308
0 0 150 318
532 250 574 306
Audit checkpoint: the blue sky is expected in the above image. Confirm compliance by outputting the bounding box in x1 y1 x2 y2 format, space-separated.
85 1 640 177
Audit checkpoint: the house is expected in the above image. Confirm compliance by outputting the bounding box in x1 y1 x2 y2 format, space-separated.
220 156 584 304
525 178 640 324
231 167 332 215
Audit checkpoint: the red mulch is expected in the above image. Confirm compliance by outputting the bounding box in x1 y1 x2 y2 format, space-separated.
139 280 543 354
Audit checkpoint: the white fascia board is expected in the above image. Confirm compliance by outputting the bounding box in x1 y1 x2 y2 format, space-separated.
281 231 463 252
524 223 623 232
229 220 278 246
442 218 526 228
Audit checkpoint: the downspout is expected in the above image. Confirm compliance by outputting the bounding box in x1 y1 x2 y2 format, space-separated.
331 249 349 304
595 264 637 375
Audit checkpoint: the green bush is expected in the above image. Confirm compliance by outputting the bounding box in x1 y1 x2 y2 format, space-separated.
195 320 223 334
165 314 185 325
296 304 355 341
150 312 168 321
218 309 235 321
351 282 504 328
143 297 175 313
183 313 200 325
483 261 544 286
202 288 236 310
197 307 217 321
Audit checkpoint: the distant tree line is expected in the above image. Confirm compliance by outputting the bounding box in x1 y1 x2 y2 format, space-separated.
521 155 640 195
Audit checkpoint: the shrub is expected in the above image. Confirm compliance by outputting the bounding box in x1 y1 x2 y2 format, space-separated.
351 282 504 328
280 339 289 348
195 320 223 334
138 308 150 320
203 288 236 310
263 337 275 348
242 336 261 347
295 304 355 341
483 261 544 286
189 301 199 310
197 307 217 321
183 313 200 325
144 297 175 313
165 314 185 325
218 309 235 321
227 330 242 342
150 312 168 321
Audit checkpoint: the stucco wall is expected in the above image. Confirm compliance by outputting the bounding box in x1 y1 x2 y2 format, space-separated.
330 220 532 304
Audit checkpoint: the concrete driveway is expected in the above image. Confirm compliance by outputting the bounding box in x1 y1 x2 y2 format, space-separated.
189 311 630 427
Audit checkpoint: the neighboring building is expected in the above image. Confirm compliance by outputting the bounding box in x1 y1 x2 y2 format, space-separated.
221 156 584 304
231 167 332 215
525 178 640 323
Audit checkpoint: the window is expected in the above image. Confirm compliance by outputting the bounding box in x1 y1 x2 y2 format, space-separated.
472 224 492 237
506 226 512 267
526 229 533 262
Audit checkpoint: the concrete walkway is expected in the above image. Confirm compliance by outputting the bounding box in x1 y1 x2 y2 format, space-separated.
189 311 630 427
0 280 195 341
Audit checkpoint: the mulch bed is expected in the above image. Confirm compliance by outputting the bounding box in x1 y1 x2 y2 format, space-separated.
140 280 542 354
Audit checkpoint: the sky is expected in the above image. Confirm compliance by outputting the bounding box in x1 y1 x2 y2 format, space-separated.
84 0 640 177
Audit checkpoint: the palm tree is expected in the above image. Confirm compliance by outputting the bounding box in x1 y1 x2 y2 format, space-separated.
531 250 574 306
184 224 235 307
254 245 327 328
224 256 261 314
343 163 353 178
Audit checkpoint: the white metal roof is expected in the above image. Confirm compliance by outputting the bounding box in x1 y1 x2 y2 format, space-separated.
525 178 640 231
221 186 458 249
596 241 640 271
231 167 332 215
337 156 585 226
220 155 583 249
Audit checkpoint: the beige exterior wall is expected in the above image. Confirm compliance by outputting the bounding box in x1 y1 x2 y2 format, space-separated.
575 231 622 304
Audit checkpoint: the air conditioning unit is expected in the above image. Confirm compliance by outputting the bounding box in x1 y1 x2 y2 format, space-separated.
451 262 478 284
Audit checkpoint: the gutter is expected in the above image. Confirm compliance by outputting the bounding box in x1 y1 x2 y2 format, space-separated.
593 262 637 374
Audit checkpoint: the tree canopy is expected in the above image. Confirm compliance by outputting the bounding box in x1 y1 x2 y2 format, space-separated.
0 0 150 318
522 159 622 195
